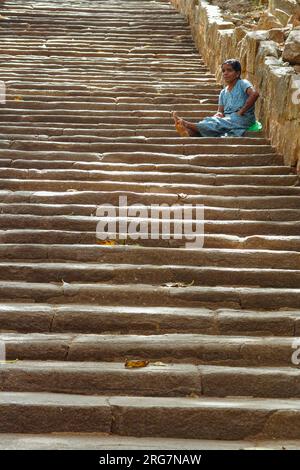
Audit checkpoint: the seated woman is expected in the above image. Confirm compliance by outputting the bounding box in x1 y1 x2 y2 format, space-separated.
172 59 260 137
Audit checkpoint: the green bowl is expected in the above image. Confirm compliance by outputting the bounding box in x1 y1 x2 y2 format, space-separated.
247 121 263 132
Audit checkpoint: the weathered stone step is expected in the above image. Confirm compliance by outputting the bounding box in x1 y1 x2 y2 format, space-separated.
0 302 299 337
0 281 299 309
3 151 279 166
5 89 220 99
1 213 299 236
4 72 215 81
0 361 200 397
1 244 299 270
5 80 218 90
2 181 300 197
0 230 299 251
1 433 299 450
0 112 220 124
1 169 296 186
0 262 299 288
1 151 282 167
1 361 300 399
5 162 291 176
0 331 299 366
0 135 272 146
2 102 218 111
2 39 196 46
1 203 300 221
4 63 208 71
0 135 272 147
3 95 220 105
1 392 300 438
1 44 199 52
2 191 299 210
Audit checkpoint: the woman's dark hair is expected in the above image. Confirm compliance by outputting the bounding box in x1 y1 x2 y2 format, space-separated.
221 59 242 79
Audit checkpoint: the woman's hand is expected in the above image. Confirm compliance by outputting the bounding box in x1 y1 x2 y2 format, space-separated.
214 112 224 118
236 110 244 116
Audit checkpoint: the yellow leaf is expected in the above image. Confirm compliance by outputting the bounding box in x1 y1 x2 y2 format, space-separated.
14 96 23 101
96 240 117 246
125 359 149 369
187 392 201 399
162 280 195 288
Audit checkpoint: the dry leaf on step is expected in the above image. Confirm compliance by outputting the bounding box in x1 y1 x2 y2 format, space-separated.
187 392 201 399
14 96 23 101
96 240 117 246
162 280 195 288
177 193 187 200
125 359 149 369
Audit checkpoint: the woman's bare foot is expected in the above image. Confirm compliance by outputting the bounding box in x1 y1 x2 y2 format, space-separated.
172 111 200 137
172 111 190 137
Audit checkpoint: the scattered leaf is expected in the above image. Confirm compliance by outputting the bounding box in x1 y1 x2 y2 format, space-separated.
187 392 201 399
0 15 8 20
14 96 23 101
177 193 188 200
150 361 168 367
125 359 149 369
96 240 117 246
66 189 77 192
162 280 195 288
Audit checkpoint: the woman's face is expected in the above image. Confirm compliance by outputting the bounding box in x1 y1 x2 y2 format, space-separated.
221 64 240 84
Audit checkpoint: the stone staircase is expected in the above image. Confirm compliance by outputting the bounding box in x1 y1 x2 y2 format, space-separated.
0 0 300 449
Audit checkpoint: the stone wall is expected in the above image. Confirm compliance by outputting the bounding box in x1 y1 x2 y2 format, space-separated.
170 0 300 171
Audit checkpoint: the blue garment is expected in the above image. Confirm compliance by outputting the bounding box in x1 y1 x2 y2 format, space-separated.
196 78 256 137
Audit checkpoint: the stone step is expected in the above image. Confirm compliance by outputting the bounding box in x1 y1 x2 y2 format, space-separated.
1 213 299 236
2 190 298 210
1 392 300 439
3 181 300 197
0 261 300 288
0 169 296 186
0 141 277 155
1 361 300 399
4 161 289 175
5 163 294 177
0 261 299 288
3 102 220 111
1 203 300 221
0 433 298 450
0 331 299 366
0 135 269 146
0 303 299 337
0 281 299 309
1 244 299 269
0 231 299 251
0 150 283 166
